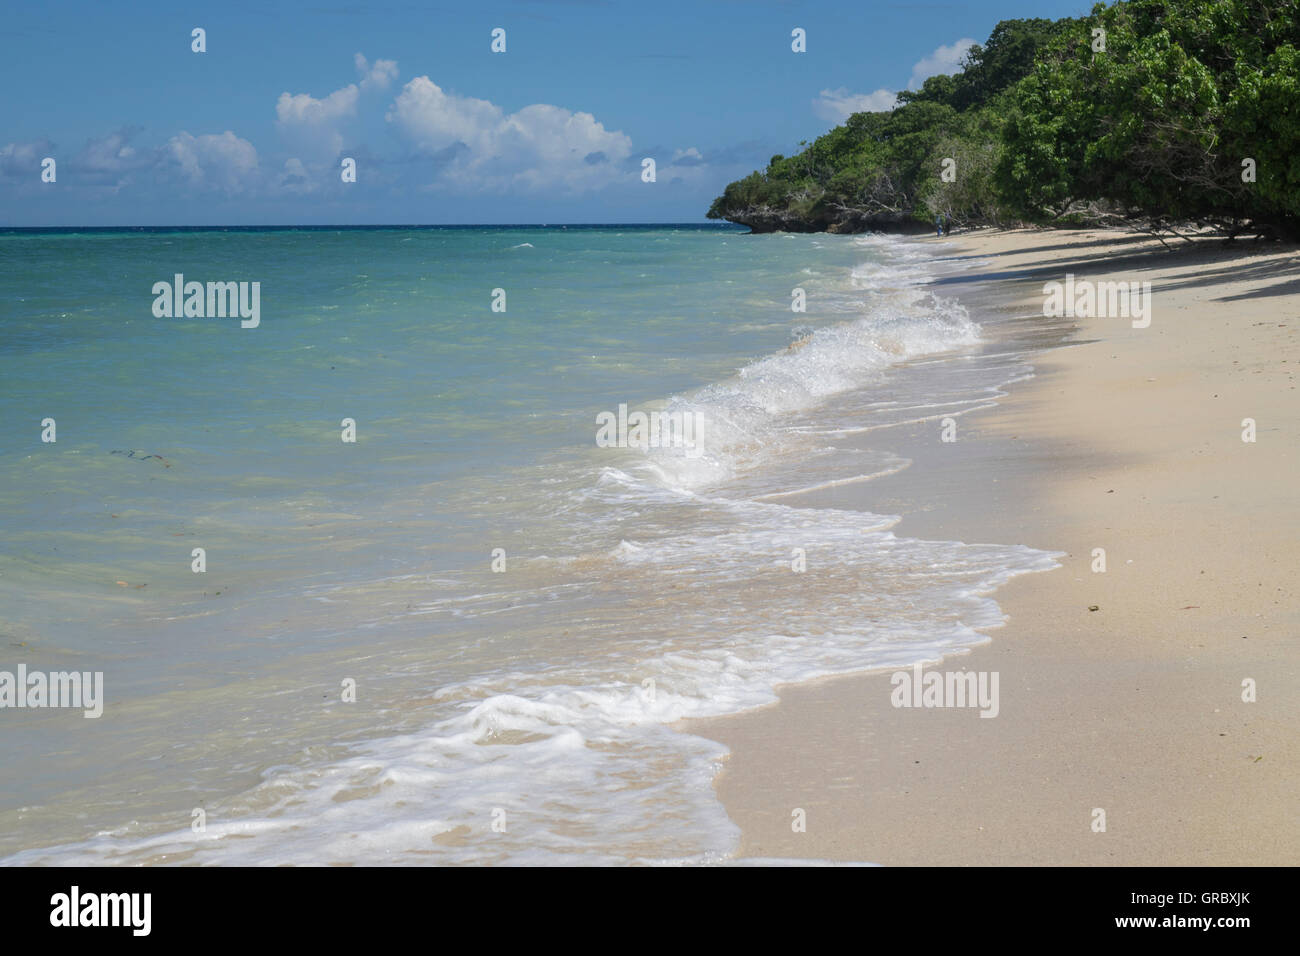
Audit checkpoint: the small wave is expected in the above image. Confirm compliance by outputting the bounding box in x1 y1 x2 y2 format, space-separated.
628 246 980 495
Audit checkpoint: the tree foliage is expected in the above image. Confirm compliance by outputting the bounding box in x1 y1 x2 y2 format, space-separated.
708 1 1299 237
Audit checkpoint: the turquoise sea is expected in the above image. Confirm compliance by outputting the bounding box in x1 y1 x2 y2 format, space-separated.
0 225 1056 864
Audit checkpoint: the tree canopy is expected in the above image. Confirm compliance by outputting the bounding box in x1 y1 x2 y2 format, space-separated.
708 0 1299 238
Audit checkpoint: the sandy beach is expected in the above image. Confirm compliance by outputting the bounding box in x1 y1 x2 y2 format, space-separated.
689 227 1300 865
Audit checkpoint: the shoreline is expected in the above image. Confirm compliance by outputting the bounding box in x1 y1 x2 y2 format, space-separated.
688 226 1300 865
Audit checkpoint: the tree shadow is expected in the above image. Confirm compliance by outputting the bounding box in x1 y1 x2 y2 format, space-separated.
931 231 1157 262
1216 274 1300 302
928 242 1299 299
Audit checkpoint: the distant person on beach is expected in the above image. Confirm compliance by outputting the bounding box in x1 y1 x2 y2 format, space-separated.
944 213 953 235
935 214 943 237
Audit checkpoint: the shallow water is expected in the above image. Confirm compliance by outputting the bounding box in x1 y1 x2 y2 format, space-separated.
0 225 1056 864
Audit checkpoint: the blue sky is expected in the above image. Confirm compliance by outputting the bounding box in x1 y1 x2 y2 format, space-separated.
1 0 1090 226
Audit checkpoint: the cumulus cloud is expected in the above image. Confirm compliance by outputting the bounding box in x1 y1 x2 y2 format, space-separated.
275 54 396 159
73 128 140 172
0 138 55 178
275 89 353 158
6 129 262 196
275 85 358 158
276 85 359 127
4 130 160 191
385 76 634 192
355 53 398 91
277 157 319 194
813 87 899 122
72 127 164 186
163 131 259 194
810 38 978 123
908 38 977 91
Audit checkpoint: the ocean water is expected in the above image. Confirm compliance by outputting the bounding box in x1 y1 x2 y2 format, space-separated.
0 225 1056 864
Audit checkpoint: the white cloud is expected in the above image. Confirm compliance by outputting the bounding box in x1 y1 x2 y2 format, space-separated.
164 131 258 193
386 76 635 192
385 78 500 154
276 85 359 127
275 54 397 159
811 38 979 123
278 157 318 194
813 87 899 122
908 38 977 91
76 129 138 171
275 84 359 161
0 139 55 178
355 53 398 92
62 128 158 191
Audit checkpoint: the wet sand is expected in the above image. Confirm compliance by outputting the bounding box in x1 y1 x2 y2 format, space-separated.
689 227 1300 865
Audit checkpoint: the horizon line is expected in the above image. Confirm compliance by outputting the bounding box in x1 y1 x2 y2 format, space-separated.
0 221 735 233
